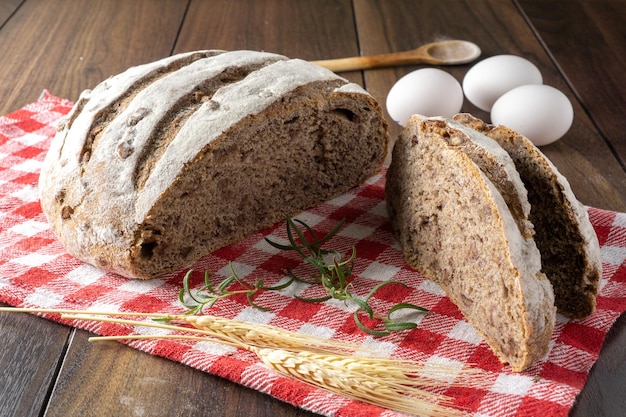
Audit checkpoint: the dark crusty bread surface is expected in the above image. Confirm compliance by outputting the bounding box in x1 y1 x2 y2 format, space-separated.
453 113 601 318
386 114 555 372
39 50 389 279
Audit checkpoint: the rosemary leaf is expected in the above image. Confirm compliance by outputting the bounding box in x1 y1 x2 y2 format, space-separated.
264 276 297 291
217 275 236 293
383 321 418 332
388 303 429 316
354 311 390 337
296 294 333 303
365 281 407 302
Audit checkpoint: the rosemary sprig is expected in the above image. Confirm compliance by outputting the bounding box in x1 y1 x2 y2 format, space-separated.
180 217 427 336
178 264 295 313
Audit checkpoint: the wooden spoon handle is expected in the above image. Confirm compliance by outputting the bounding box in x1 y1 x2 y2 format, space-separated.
312 49 433 72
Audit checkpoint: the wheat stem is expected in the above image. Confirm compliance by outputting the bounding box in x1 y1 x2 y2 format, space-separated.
0 307 358 353
0 307 165 317
89 333 244 348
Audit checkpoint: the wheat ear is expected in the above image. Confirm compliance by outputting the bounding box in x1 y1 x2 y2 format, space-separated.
176 314 359 353
250 346 467 417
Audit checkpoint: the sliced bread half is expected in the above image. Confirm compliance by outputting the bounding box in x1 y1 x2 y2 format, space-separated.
453 113 601 318
386 114 556 371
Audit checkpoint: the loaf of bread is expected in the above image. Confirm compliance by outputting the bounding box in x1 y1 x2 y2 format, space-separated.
386 114 556 371
453 113 601 318
39 50 389 279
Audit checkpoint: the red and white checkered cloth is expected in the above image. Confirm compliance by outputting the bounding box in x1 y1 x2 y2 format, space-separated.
1 92 625 417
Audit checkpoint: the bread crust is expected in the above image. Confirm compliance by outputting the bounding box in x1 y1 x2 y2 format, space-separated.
453 114 601 318
39 50 389 279
386 115 555 371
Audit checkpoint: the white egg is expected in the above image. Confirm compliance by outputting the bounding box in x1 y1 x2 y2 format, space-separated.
386 68 463 125
463 55 543 111
491 84 573 146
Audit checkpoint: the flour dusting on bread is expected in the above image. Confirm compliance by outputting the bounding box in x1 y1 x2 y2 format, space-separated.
39 50 389 279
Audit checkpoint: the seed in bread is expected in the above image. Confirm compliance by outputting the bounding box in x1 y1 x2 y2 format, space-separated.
386 114 556 372
39 50 389 279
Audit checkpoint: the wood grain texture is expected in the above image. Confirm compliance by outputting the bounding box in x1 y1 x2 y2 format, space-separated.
174 0 363 85
0 307 70 417
0 0 188 115
175 0 356 59
0 0 22 27
354 0 626 212
44 329 316 417
0 1 624 416
517 0 626 168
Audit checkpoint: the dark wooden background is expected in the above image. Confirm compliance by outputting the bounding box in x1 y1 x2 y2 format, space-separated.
0 1 624 416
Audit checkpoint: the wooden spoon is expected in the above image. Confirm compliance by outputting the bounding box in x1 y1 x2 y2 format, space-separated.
312 40 481 72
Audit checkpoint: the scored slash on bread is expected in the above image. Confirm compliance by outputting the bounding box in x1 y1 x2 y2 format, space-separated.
39 50 389 279
386 113 602 371
453 113 601 319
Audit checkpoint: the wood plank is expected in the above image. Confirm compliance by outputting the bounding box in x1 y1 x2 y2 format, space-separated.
173 0 362 84
0 0 188 115
354 0 626 212
0 307 70 417
44 329 317 417
518 0 626 167
0 0 22 27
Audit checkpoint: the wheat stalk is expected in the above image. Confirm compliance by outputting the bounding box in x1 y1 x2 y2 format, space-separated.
68 312 360 354
0 307 357 353
1 307 485 416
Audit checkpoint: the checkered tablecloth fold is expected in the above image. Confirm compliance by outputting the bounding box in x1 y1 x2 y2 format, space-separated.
1 92 625 417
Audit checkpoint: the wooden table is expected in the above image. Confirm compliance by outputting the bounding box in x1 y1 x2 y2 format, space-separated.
1 1 624 416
